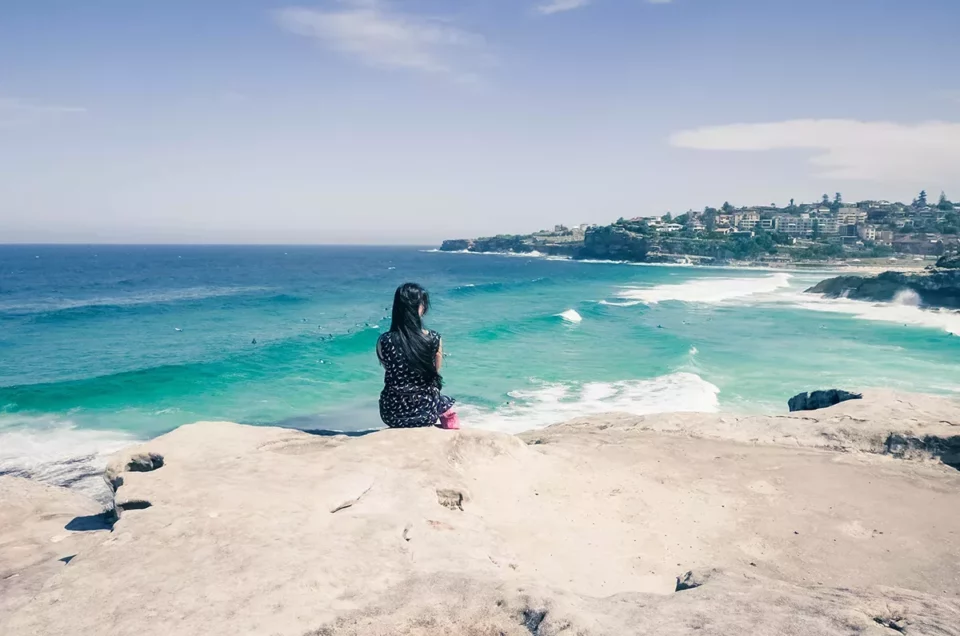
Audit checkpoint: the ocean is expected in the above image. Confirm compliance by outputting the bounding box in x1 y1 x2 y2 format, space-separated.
2 245 959 498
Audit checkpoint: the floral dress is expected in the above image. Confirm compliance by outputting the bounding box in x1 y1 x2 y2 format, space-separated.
377 330 455 428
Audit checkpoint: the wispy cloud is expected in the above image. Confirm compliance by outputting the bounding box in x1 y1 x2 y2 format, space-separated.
274 1 492 85
670 119 960 183
536 0 592 15
0 98 86 128
536 0 672 14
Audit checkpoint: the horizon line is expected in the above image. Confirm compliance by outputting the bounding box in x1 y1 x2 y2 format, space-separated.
0 242 441 248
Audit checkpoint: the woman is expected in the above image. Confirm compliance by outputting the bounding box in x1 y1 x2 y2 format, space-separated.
377 283 459 429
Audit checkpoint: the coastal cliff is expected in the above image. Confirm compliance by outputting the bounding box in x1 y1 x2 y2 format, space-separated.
3 391 960 635
441 235 581 258
441 225 648 261
805 263 960 308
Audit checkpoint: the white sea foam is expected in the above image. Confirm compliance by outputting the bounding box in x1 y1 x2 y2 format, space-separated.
618 272 792 305
784 292 960 336
557 309 583 323
459 372 720 435
0 416 135 503
598 299 643 307
424 249 546 259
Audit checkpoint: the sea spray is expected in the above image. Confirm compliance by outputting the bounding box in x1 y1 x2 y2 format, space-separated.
892 289 922 307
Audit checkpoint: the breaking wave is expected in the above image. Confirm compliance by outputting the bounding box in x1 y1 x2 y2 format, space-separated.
0 415 135 504
785 292 960 336
557 309 583 323
617 273 792 305
459 372 720 435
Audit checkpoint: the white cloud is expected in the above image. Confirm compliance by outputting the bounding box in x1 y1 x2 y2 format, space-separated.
0 98 86 127
536 0 592 15
536 0 672 14
274 1 491 84
669 119 960 183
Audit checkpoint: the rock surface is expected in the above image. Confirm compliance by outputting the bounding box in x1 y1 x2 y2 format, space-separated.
579 225 649 261
937 253 960 269
806 267 960 308
440 226 650 262
3 392 960 635
788 388 862 412
0 477 111 621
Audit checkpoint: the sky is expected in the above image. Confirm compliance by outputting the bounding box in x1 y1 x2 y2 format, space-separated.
1 0 959 244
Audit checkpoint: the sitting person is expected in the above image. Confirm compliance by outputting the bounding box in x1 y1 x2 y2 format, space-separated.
376 283 458 429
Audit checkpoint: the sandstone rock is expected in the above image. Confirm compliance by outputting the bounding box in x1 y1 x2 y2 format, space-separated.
3 397 960 636
306 572 960 636
788 389 862 412
885 432 960 469
0 477 109 622
104 450 164 492
674 569 716 591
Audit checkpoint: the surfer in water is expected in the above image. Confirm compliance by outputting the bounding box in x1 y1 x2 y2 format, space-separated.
376 283 459 430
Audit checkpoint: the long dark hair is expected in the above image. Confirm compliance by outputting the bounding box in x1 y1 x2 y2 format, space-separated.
380 283 442 388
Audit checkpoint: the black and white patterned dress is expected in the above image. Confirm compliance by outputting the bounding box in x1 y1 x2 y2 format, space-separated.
377 330 455 428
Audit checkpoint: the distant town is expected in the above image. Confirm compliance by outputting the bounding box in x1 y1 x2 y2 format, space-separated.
441 191 960 265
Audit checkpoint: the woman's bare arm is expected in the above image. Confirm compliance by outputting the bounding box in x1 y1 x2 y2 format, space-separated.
435 338 443 371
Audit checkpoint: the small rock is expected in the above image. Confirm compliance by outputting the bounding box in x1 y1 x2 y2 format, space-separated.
788 389 862 412
675 570 713 591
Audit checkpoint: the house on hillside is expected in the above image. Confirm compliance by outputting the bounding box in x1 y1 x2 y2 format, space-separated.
837 208 868 225
734 210 761 230
892 236 945 256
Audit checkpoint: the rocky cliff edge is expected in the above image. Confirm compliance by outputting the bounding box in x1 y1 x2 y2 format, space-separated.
2 391 960 635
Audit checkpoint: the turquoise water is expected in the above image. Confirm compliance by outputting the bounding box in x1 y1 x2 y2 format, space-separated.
2 245 959 494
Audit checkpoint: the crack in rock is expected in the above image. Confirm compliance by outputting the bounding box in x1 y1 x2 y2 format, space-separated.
118 500 152 512
874 616 908 633
330 484 373 514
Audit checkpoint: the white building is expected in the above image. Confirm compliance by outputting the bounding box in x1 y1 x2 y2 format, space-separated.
775 215 815 236
817 218 840 235
735 210 761 230
837 208 868 225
